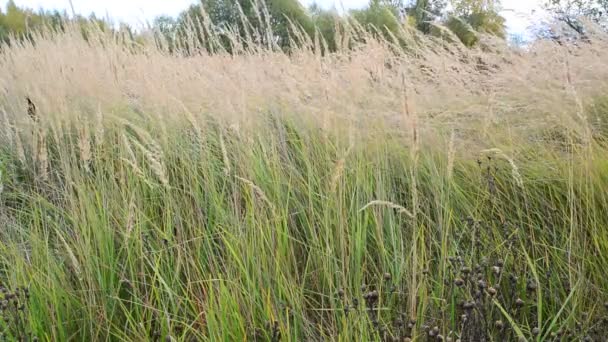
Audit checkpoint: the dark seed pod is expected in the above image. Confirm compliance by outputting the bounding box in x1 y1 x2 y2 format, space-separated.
27 97 39 122
515 298 525 307
454 278 465 287
532 327 540 336
395 318 403 328
527 280 537 292
488 287 497 297
337 289 345 297
383 273 392 281
495 320 504 330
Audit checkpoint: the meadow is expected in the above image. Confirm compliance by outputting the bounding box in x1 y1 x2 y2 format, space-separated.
0 21 607 341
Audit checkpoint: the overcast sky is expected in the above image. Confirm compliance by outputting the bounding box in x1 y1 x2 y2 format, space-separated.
1 0 545 36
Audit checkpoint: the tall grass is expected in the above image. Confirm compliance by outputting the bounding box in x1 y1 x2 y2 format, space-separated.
0 19 607 341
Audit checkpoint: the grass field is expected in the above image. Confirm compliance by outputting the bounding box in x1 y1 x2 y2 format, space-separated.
0 23 608 341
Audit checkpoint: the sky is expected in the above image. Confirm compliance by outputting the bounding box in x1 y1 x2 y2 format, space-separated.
1 0 545 36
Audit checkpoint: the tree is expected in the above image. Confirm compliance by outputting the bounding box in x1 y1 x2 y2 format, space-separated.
0 1 109 46
266 0 314 47
451 0 500 14
405 0 447 33
165 0 314 53
350 0 403 40
153 16 178 51
544 0 608 34
444 0 506 46
309 4 344 52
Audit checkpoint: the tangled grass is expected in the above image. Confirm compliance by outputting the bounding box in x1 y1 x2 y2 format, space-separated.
0 20 607 341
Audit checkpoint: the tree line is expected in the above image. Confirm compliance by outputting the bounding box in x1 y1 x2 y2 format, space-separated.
1 0 606 53
150 0 509 53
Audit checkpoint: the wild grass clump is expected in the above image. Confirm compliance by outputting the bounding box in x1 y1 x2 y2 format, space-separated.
0 18 607 341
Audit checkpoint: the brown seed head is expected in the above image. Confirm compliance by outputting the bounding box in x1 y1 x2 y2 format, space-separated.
454 278 465 287
463 301 475 310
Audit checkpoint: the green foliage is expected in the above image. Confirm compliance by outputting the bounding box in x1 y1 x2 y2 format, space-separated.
446 15 479 46
267 0 314 47
465 10 506 38
351 1 402 40
1 113 608 340
407 0 447 33
162 0 314 53
444 0 506 46
309 5 343 52
0 1 110 46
